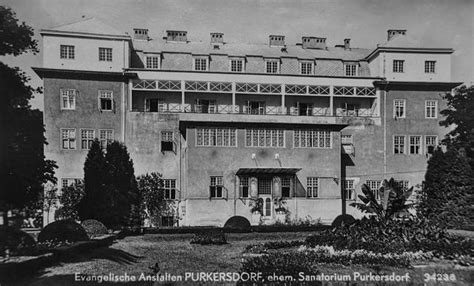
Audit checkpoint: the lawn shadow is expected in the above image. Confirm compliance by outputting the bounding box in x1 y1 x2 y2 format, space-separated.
57 246 144 265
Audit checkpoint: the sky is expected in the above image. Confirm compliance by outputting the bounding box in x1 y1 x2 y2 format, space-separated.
1 0 473 110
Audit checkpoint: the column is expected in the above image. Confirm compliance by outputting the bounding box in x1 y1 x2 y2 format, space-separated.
281 84 285 115
181 80 185 112
329 85 334 116
232 82 236 113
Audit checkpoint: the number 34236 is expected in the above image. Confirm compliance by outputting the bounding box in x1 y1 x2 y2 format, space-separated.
424 273 456 282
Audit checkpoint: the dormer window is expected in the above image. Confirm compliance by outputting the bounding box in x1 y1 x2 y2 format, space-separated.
99 47 112 62
193 57 208 71
344 63 358 76
265 59 279 74
146 55 160 69
230 58 244 72
393 60 404 73
425 61 436 73
300 61 313 75
60 45 75 59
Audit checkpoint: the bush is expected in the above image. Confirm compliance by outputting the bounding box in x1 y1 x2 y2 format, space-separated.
38 219 89 243
331 214 356 227
190 230 227 245
244 240 304 254
223 216 251 232
0 226 36 256
305 217 473 258
81 219 108 238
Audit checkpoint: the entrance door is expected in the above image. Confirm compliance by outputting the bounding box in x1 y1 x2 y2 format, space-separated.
258 178 273 217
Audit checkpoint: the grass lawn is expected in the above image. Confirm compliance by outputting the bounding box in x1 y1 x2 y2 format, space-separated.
13 232 474 285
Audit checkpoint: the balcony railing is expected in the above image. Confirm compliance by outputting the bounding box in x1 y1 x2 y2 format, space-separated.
136 104 377 117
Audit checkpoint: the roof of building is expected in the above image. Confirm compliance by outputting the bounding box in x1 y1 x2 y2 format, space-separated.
41 17 129 39
378 34 450 49
133 40 371 61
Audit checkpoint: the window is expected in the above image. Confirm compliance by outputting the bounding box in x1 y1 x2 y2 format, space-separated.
163 179 176 199
425 61 436 73
161 216 174 227
60 89 76 110
366 180 382 200
230 59 244 72
246 129 285 148
343 179 355 200
98 90 113 111
265 60 279 74
307 177 318 198
281 177 291 197
196 128 237 147
394 135 406 154
258 178 272 195
194 58 208 71
99 129 114 149
210 176 223 198
61 129 76 150
81 129 95 150
60 45 74 59
393 99 406 118
393 60 404 73
294 130 331 148
99 47 112 61
239 177 249 198
300 62 313 75
161 131 174 152
425 100 437 119
61 178 81 188
396 180 409 190
344 64 357 76
425 135 438 155
146 56 160 69
409 136 422 155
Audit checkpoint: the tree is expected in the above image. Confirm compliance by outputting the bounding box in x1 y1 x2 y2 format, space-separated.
417 148 474 229
0 6 57 224
55 181 84 221
350 178 414 221
440 85 474 169
103 141 138 228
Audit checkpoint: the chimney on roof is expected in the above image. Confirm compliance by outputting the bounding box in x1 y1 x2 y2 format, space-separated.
166 30 187 42
302 36 327 49
387 29 407 41
133 28 149 40
344 38 350 50
210 32 224 44
269 35 285 47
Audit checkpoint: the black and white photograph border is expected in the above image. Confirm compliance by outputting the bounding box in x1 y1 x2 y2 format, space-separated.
0 0 473 285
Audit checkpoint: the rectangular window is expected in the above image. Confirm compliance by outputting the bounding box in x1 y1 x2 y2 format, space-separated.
294 130 331 148
425 100 438 119
425 135 438 155
61 178 81 188
194 58 208 71
230 59 244 72
396 180 410 190
196 128 236 147
246 129 284 148
210 176 223 198
300 62 313 75
99 47 112 61
394 135 406 154
366 180 382 200
146 56 160 69
343 179 355 200
409 136 422 155
393 60 404 73
81 129 95 150
281 177 291 197
60 45 74 59
344 64 357 76
99 129 114 149
61 129 76 150
60 89 76 110
239 177 249 198
258 178 272 195
98 90 113 111
393 99 406 118
265 60 279 74
161 131 174 152
425 61 436 73
307 177 318 198
163 179 176 199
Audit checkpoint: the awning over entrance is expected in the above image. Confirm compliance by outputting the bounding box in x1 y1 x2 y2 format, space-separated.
236 168 301 176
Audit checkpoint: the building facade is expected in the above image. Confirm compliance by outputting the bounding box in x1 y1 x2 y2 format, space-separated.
34 19 460 226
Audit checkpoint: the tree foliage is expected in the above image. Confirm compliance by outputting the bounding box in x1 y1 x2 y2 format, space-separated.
350 178 414 221
0 5 56 219
440 85 474 169
417 148 474 229
55 181 84 221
